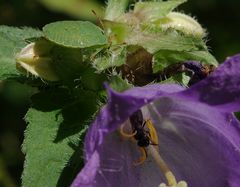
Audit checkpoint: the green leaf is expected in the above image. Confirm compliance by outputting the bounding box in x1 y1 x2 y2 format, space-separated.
31 88 72 111
127 30 206 54
39 0 104 20
56 90 98 142
22 108 86 187
81 68 107 91
153 50 218 72
0 26 42 80
50 45 87 82
134 0 186 22
92 46 127 71
62 91 98 126
43 21 107 48
0 80 36 106
22 88 100 187
0 26 42 44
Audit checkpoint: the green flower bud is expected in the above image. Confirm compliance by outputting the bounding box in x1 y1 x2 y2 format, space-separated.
158 12 206 38
16 40 59 81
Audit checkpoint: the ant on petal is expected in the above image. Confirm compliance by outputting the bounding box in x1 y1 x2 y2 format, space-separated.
120 109 158 165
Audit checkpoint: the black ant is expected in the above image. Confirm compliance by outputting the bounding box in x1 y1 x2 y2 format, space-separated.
120 109 158 165
129 109 152 147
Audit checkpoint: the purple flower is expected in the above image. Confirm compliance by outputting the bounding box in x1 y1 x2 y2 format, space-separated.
72 55 240 187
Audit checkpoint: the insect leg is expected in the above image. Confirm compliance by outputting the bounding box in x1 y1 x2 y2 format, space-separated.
133 147 147 166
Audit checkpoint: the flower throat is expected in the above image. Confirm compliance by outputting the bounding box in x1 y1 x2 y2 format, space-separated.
120 109 187 187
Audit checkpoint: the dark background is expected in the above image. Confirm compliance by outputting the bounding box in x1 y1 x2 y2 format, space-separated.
0 0 239 186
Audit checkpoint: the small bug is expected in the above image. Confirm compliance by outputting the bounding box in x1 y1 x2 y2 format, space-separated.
120 111 179 185
120 109 158 165
129 110 156 147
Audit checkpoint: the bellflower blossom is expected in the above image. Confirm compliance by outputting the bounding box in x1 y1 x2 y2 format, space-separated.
72 54 240 187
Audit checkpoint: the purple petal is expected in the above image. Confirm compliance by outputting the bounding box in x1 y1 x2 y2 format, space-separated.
180 54 240 112
72 54 240 187
147 97 240 186
71 151 100 187
84 84 185 160
72 84 185 187
72 84 240 187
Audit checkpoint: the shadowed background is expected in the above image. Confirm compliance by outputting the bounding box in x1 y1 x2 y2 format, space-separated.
0 0 239 186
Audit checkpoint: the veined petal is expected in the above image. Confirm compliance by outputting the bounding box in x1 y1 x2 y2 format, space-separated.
72 85 240 187
145 97 240 186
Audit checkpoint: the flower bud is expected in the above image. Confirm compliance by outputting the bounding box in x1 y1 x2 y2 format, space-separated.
159 12 206 38
16 40 59 81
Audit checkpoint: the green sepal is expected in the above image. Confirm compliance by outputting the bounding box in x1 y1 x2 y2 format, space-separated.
127 29 206 54
92 45 127 71
133 0 186 22
109 75 132 92
103 20 131 44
